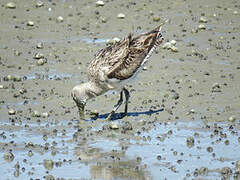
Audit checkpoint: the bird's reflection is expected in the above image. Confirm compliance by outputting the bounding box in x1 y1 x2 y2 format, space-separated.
74 146 151 180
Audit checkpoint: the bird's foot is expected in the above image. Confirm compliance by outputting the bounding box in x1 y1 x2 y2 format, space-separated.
106 112 115 121
120 112 127 118
105 112 128 121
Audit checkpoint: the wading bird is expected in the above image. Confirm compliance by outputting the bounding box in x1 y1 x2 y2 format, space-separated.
71 25 164 120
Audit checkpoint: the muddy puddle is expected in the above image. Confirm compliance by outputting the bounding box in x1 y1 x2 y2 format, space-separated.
1 118 240 179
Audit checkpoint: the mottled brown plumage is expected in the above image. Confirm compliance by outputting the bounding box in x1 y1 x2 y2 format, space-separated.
72 25 164 120
88 26 163 83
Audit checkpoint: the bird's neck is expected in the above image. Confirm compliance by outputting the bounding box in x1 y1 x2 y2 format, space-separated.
84 81 106 98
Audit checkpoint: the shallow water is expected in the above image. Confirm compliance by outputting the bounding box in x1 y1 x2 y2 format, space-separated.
1 118 239 179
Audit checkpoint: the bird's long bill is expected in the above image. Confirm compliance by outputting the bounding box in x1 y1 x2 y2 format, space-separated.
74 100 85 120
77 104 85 120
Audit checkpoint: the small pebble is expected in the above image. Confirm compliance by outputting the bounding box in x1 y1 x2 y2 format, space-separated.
198 24 206 30
138 119 146 126
157 155 162 160
206 146 213 153
212 83 221 92
27 21 34 26
13 75 21 82
153 16 160 22
36 42 43 49
199 167 208 176
28 150 33 157
121 121 133 131
45 175 55 180
100 17 107 23
212 82 220 88
233 10 238 15
43 160 54 170
4 152 14 162
236 160 240 168
136 157 142 162
110 122 119 129
162 42 172 49
14 170 19 177
7 75 13 81
117 13 125 19
5 2 16 9
228 116 236 122
194 132 199 137
96 0 104 6
8 109 16 115
221 167 232 176
37 59 45 66
186 136 195 148
224 140 229 145
32 110 41 117
163 40 178 52
36 1 44 7
34 53 44 59
42 112 49 118
171 46 178 52
191 28 198 33
170 40 177 45
14 50 21 56
199 16 208 23
234 161 240 168
56 16 64 23
172 92 180 100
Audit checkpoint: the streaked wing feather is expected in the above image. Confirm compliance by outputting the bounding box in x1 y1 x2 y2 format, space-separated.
107 26 163 80
88 25 163 82
107 47 146 80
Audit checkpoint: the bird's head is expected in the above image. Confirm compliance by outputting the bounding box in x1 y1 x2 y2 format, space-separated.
71 83 94 119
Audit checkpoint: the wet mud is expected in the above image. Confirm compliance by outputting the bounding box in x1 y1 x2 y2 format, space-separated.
0 0 240 179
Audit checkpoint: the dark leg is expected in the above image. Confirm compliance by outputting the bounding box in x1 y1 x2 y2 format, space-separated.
106 90 123 120
123 88 130 115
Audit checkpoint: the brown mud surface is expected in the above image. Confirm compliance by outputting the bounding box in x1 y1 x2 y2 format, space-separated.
0 0 240 179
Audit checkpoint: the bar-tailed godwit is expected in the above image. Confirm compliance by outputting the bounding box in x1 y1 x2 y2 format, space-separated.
71 25 164 120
